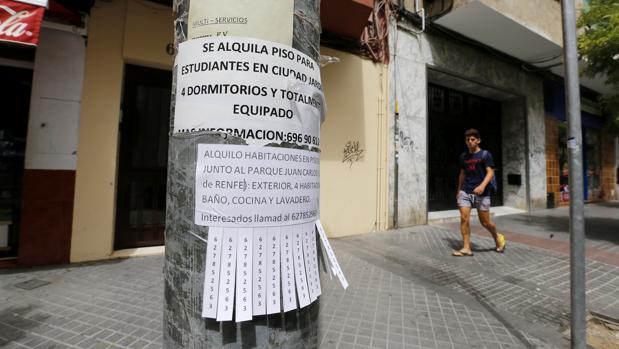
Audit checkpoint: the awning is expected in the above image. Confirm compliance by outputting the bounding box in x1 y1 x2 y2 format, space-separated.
321 0 373 39
0 0 45 46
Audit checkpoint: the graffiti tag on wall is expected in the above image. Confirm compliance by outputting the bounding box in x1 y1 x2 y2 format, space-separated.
342 141 364 167
398 130 414 152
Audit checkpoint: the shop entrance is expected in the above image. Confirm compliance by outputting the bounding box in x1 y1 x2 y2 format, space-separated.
557 123 603 202
115 65 172 250
0 65 32 258
427 84 503 211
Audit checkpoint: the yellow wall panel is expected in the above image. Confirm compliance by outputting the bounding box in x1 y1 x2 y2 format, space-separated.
71 0 127 262
319 48 389 237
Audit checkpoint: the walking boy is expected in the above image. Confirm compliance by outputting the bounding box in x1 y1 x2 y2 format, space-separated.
453 129 506 256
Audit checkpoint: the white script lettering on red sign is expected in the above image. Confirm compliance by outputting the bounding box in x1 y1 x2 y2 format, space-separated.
0 0 45 46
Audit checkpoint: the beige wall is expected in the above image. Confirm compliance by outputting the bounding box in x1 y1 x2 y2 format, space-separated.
124 0 174 69
452 0 563 45
71 0 173 262
319 48 389 237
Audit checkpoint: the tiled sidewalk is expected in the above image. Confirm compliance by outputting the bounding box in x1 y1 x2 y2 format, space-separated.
0 258 164 349
1 221 617 348
318 247 537 349
340 224 619 326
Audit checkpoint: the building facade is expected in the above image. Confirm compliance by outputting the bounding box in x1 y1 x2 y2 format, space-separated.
1 0 616 267
0 0 88 266
390 0 617 227
2 0 389 266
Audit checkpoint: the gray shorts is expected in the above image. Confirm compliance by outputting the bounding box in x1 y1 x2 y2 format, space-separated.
457 191 491 211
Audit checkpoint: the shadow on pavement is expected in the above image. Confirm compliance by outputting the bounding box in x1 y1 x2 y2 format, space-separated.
443 237 496 253
494 201 619 245
341 238 540 348
0 305 47 345
495 213 619 246
594 201 619 208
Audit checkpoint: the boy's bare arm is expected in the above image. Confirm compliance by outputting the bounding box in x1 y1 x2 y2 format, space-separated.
456 169 464 197
473 167 494 195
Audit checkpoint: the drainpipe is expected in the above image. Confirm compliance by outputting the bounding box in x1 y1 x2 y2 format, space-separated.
393 101 400 228
396 0 425 31
376 68 388 231
391 16 400 229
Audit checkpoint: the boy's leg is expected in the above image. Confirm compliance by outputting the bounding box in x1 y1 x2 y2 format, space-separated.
477 210 498 242
459 207 472 252
477 200 505 251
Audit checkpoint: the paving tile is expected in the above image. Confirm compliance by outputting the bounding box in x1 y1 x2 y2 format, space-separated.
106 332 127 344
372 330 388 341
419 338 435 348
370 338 387 349
117 335 138 347
340 334 355 344
354 335 371 346
337 342 355 349
33 340 62 349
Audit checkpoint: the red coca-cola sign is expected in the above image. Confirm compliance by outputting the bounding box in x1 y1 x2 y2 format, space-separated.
0 0 45 46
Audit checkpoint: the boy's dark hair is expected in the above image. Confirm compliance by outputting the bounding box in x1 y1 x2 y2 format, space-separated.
464 128 480 139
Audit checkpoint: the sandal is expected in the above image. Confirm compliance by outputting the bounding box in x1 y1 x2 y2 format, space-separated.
496 233 506 253
452 250 474 257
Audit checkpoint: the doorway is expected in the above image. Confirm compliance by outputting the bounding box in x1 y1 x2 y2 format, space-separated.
427 84 503 211
114 64 172 250
0 65 32 258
